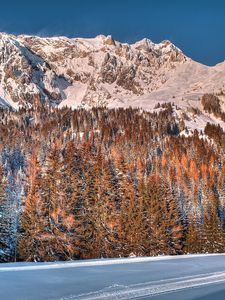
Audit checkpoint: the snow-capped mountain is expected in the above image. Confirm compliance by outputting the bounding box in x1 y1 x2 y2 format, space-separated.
1 32 225 131
0 32 187 109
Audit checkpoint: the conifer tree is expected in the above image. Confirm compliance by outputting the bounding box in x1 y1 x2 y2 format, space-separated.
201 189 225 253
17 151 45 261
0 165 12 261
185 216 201 253
38 141 75 260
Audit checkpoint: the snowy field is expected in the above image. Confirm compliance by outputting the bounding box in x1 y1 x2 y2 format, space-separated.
1 254 225 299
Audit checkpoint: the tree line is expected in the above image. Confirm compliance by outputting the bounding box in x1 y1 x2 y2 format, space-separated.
0 104 225 261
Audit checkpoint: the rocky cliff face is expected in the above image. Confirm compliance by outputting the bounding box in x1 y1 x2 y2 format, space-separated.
0 33 68 108
0 33 187 109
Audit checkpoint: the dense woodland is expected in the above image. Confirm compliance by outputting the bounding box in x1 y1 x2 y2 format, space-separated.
0 103 225 262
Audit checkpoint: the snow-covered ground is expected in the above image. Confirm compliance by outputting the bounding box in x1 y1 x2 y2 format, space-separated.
1 254 225 299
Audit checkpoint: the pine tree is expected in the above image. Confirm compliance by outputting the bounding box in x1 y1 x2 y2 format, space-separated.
162 179 184 254
37 141 76 261
0 165 12 261
17 151 45 261
185 216 201 253
201 188 225 253
146 174 168 255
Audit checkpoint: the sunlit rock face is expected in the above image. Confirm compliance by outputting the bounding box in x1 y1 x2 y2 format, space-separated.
0 33 188 109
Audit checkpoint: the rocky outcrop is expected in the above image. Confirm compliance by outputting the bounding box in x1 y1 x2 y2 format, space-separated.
0 33 70 108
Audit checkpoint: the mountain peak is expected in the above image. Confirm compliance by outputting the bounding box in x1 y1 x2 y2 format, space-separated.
133 38 154 51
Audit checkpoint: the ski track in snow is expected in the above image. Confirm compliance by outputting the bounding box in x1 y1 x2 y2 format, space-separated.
59 271 225 300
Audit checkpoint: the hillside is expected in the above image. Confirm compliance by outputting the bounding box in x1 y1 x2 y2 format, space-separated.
0 33 225 133
0 106 225 262
1 34 225 263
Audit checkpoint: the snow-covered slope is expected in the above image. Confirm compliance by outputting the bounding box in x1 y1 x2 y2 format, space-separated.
18 34 187 108
0 32 187 109
1 32 225 131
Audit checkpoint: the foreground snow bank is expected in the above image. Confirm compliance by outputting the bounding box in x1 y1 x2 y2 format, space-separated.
1 253 225 272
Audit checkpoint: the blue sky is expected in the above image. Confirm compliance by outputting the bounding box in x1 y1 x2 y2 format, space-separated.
0 0 225 65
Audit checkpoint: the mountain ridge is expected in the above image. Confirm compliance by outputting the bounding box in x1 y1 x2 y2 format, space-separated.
0 32 188 109
0 32 225 133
